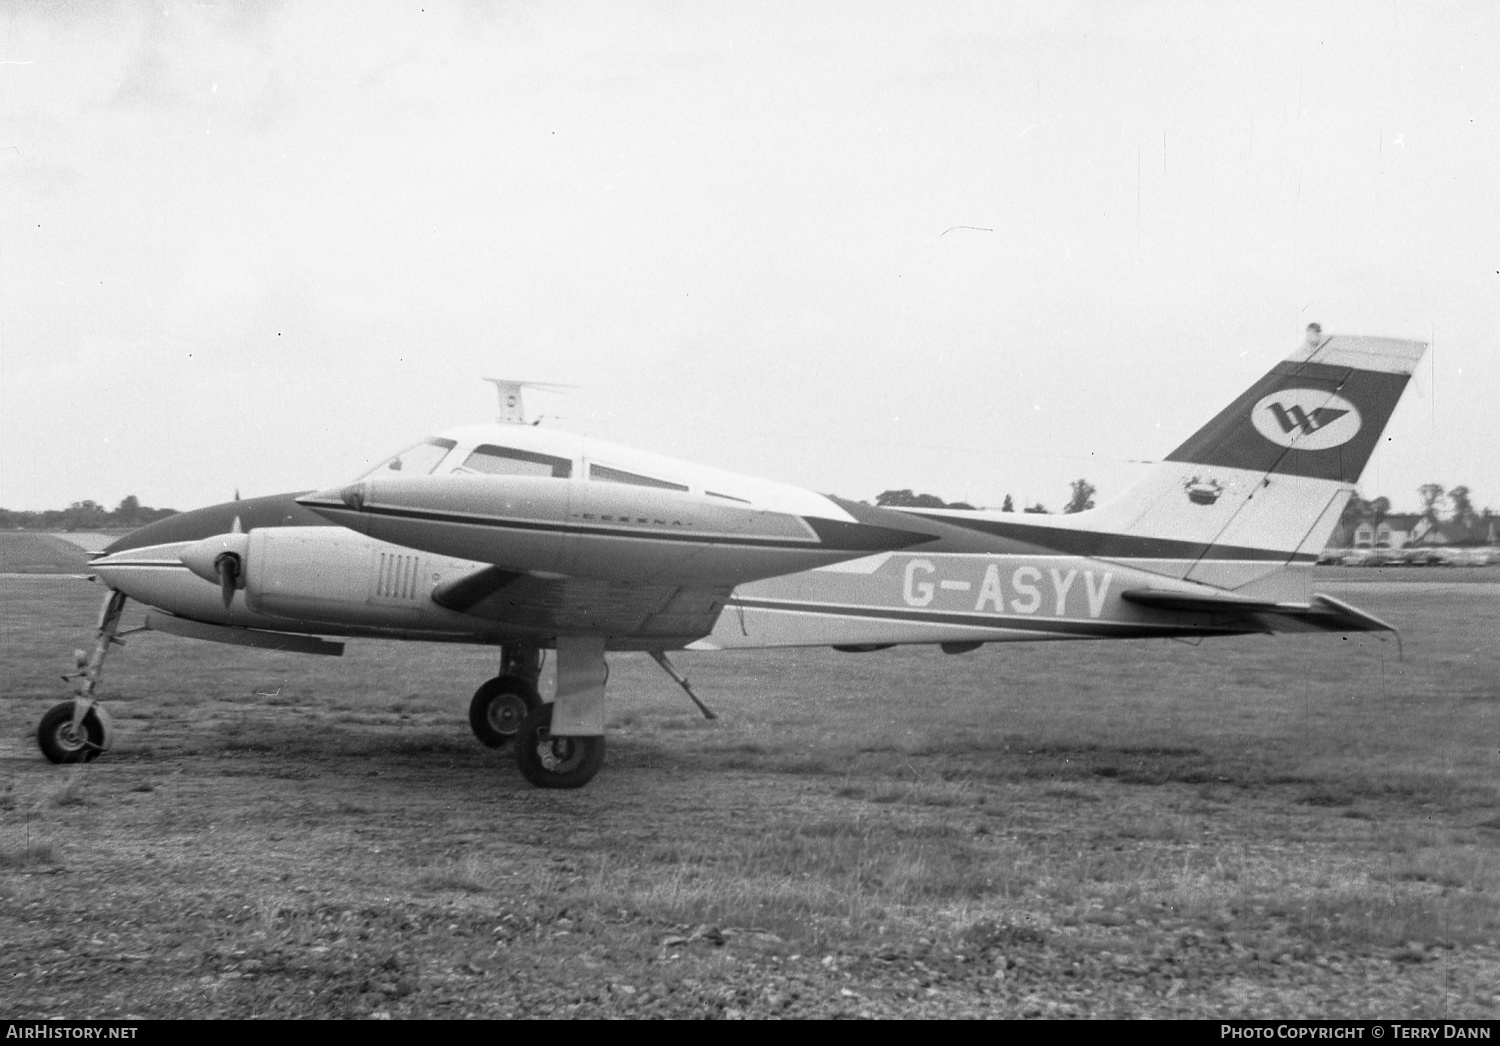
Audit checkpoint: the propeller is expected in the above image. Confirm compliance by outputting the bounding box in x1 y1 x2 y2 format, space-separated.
213 552 241 609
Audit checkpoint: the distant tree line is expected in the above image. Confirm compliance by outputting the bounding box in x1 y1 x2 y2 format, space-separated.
876 478 1097 515
1341 483 1495 530
0 495 177 532
875 489 976 510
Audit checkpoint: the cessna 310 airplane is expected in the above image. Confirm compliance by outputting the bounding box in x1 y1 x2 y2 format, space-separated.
43 328 1425 789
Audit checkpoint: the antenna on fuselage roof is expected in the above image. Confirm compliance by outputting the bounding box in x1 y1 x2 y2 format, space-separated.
482 379 575 425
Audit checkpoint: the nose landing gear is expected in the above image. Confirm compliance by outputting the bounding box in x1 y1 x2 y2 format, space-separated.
38 589 133 764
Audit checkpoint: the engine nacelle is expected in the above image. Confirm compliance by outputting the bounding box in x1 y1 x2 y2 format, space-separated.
240 526 434 626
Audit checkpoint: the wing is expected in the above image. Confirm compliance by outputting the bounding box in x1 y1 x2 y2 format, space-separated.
432 565 732 647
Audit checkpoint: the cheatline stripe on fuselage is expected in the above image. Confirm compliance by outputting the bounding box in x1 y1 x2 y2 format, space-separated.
728 596 1255 639
910 516 1316 563
836 500 1317 563
306 502 849 550
306 499 1313 563
87 558 191 569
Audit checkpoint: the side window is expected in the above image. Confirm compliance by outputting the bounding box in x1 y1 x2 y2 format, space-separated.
588 464 689 492
461 445 573 478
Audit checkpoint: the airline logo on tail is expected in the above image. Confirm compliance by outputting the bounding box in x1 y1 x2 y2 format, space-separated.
1251 389 1362 450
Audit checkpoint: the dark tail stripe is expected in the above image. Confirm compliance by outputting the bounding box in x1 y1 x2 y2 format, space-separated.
1165 360 1410 482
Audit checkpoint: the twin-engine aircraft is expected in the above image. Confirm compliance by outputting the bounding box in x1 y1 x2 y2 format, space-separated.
44 329 1425 788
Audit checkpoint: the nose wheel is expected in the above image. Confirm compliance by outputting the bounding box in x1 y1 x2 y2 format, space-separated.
37 702 107 764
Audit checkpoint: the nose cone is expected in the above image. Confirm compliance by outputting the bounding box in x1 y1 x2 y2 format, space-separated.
339 483 366 511
296 484 371 534
298 483 366 509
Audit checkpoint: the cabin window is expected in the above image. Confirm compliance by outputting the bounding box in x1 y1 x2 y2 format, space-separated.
588 464 689 492
460 445 573 479
359 438 457 479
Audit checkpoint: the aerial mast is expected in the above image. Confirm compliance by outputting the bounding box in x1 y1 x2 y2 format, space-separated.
482 379 574 425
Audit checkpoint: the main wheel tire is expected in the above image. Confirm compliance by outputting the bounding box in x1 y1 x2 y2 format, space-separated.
514 704 605 789
37 702 104 765
469 676 542 749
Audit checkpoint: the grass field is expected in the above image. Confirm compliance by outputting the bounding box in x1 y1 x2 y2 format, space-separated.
1 574 1497 1017
0 533 92 574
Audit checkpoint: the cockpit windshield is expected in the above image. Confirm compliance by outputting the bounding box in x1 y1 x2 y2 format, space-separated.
356 437 457 480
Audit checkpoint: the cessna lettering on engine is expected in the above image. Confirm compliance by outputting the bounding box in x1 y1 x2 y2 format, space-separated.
49 337 1425 790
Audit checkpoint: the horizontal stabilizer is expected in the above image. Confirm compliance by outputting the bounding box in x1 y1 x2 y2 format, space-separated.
1121 587 1397 637
1121 589 1284 614
1308 592 1399 635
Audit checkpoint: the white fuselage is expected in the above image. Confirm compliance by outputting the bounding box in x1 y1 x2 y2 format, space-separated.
87 417 1337 652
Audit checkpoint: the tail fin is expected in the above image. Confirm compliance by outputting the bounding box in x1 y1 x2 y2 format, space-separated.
1085 331 1427 591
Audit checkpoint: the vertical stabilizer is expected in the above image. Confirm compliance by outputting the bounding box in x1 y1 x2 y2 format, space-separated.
1081 329 1426 589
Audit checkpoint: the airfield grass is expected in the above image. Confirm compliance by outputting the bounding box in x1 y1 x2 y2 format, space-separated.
0 575 1497 1017
0 533 92 574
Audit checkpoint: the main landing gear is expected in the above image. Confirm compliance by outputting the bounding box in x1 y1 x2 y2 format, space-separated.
468 645 543 749
466 639 612 788
498 642 716 789
502 635 609 789
38 589 133 764
514 704 606 789
480 642 718 788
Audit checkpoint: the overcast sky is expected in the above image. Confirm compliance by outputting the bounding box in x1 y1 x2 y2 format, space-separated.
2 1 1496 515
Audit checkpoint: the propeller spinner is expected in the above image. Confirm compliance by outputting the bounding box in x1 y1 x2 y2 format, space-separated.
179 519 249 609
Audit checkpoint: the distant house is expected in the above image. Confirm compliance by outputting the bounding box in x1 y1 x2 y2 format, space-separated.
1329 512 1431 549
1324 505 1497 552
1374 513 1430 548
1410 517 1500 547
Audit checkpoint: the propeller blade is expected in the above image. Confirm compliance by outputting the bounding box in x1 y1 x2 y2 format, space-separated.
215 553 240 609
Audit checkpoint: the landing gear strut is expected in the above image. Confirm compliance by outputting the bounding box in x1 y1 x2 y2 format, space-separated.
38 589 130 764
468 644 543 748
